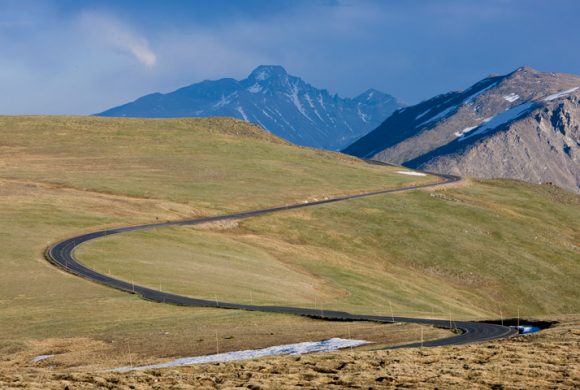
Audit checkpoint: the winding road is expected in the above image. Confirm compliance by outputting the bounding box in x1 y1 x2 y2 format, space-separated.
45 170 517 349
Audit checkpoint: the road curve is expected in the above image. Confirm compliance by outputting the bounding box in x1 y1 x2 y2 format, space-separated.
45 170 517 349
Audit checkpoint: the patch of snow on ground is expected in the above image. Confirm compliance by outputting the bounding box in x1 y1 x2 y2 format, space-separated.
235 106 249 121
344 120 354 132
287 84 312 121
397 171 427 176
464 82 498 104
317 94 326 109
254 70 267 81
543 87 579 101
312 108 324 121
454 126 478 137
357 106 369 123
110 338 369 373
454 116 495 137
247 84 262 93
213 94 232 109
261 108 274 120
32 354 54 363
458 102 536 142
415 108 431 120
417 105 458 127
304 93 315 108
504 93 520 103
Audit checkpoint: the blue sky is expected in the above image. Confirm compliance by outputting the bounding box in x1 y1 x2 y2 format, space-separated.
2 0 580 114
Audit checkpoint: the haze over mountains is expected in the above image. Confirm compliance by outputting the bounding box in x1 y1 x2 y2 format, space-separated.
98 65 402 150
98 64 580 193
345 67 580 193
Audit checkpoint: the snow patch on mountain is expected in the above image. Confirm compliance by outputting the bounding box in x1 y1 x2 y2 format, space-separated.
418 105 458 127
416 82 498 129
317 94 326 109
32 354 54 363
504 93 520 102
304 94 315 109
415 109 431 120
454 125 478 137
247 84 262 93
454 117 494 138
543 87 579 101
344 66 580 193
458 102 536 142
358 106 369 123
110 338 369 373
254 70 268 81
397 170 427 176
235 106 249 121
287 83 310 120
464 82 498 103
97 65 401 150
214 94 231 109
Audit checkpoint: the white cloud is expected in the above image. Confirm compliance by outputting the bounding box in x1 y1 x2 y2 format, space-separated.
80 11 157 67
147 1 384 93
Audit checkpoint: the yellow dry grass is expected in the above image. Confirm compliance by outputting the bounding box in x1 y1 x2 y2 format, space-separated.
0 115 432 213
0 116 441 378
1 317 577 389
0 116 578 388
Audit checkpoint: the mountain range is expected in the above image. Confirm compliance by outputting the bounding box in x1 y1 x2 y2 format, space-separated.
97 65 402 150
344 66 580 193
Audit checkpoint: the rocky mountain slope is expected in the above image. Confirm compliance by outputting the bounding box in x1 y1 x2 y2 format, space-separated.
344 67 580 193
97 65 402 150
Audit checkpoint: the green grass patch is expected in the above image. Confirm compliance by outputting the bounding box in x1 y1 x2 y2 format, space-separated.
0 116 439 364
0 116 431 213
77 179 579 320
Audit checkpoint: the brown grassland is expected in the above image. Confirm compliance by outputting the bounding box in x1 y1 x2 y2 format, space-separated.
0 116 578 388
1 317 578 389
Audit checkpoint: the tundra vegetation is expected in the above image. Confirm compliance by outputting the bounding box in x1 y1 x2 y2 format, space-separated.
0 116 577 387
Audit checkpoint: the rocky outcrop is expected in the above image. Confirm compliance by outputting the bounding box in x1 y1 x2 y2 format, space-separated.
420 97 579 192
344 67 580 193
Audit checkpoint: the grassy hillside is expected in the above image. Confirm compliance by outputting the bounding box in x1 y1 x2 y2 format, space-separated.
0 116 432 213
0 116 440 370
77 179 580 320
0 115 577 374
7 316 576 388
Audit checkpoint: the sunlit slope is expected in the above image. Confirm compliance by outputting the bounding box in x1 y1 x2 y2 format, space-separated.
78 180 579 320
0 116 432 213
0 115 437 363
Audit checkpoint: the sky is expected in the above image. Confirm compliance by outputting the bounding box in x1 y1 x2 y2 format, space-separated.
2 0 580 115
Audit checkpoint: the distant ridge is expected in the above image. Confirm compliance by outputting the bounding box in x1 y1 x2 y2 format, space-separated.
344 66 580 193
97 65 403 150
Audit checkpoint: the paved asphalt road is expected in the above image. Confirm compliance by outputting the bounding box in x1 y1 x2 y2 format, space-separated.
45 170 517 348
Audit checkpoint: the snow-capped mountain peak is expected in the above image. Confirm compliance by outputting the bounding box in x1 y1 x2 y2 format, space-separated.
248 65 288 82
344 66 580 193
97 65 403 150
